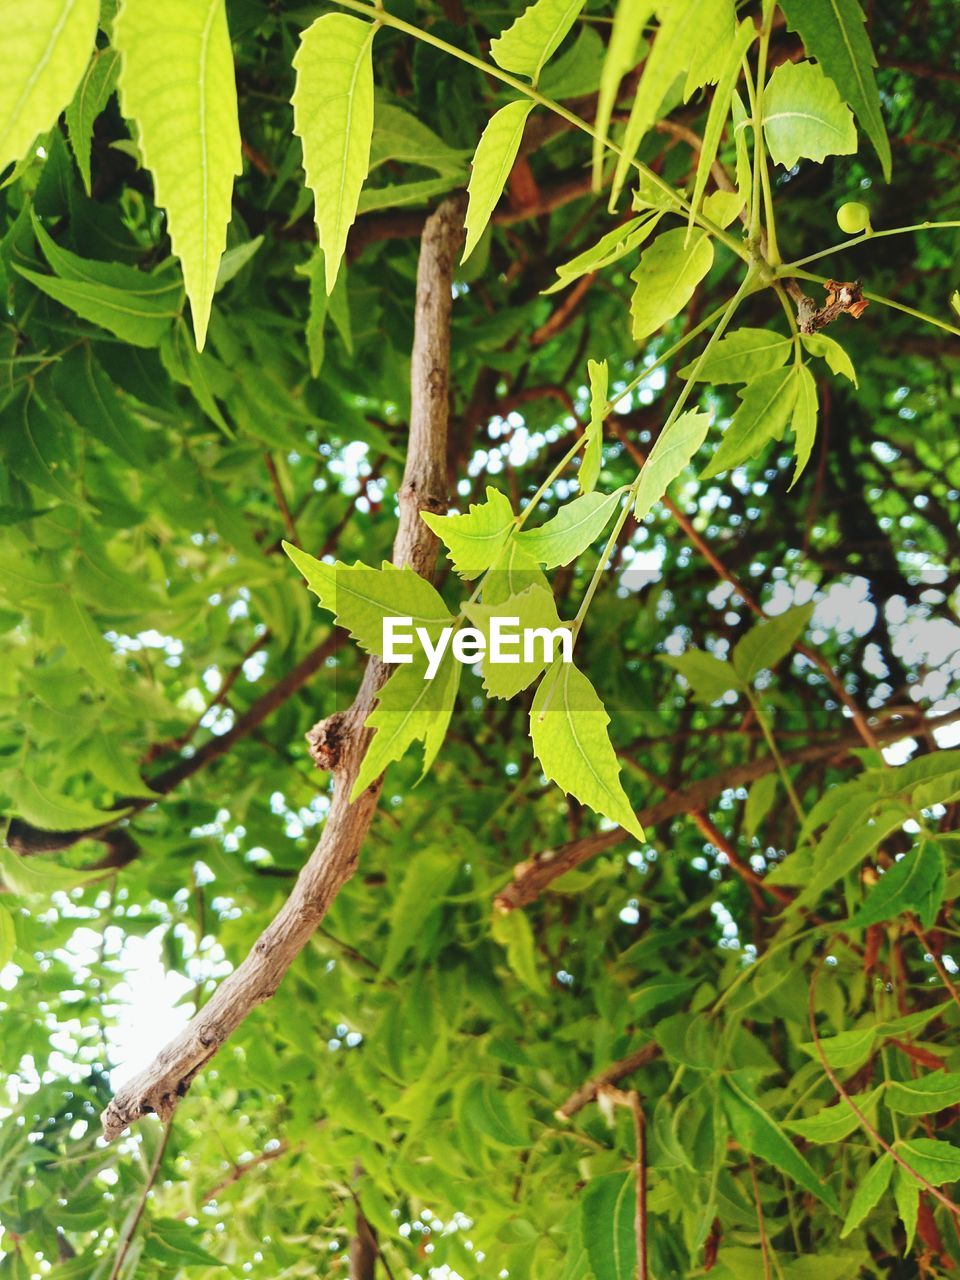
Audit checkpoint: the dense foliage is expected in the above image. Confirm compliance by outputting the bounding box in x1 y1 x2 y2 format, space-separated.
1 0 960 1276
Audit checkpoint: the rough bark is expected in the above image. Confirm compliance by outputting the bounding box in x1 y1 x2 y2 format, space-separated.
101 195 466 1141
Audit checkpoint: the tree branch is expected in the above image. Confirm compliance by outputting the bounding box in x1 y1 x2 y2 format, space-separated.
100 195 466 1141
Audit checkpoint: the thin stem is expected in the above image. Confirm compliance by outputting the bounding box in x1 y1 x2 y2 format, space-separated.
745 686 805 821
749 1156 772 1280
783 220 960 271
632 1094 648 1280
107 1121 172 1280
605 301 731 415
516 435 586 528
571 492 632 639
329 0 748 260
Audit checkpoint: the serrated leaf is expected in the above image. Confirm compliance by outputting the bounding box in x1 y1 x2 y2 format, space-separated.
722 1078 840 1212
581 1172 636 1280
369 101 467 175
633 409 711 520
799 1023 878 1071
789 361 819 488
491 909 546 994
65 47 119 195
893 1166 919 1252
662 649 739 703
381 848 458 978
840 1152 892 1237
592 0 652 189
114 0 241 349
144 1219 225 1270
47 593 118 686
85 731 157 799
539 25 605 99
763 60 857 170
744 774 778 841
215 235 263 290
485 541 550 606
490 0 586 83
464 584 566 699
0 904 14 968
459 1078 529 1146
680 328 791 384
886 1071 960 1116
283 543 453 655
5 390 83 508
421 486 515 578
580 358 606 493
544 213 661 294
630 228 714 343
733 602 814 683
898 1138 960 1186
801 331 858 386
847 840 945 929
0 846 104 898
530 658 643 839
702 364 800 478
794 806 907 908
610 0 733 207
780 0 890 180
0 0 99 174
687 21 755 234
516 489 622 568
53 346 148 467
463 99 535 262
292 14 376 294
783 1089 879 1143
351 653 460 800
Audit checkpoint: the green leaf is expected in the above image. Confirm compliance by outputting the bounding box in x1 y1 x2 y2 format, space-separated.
744 774 778 841
592 0 652 189
732 602 814 683
610 0 734 207
458 1078 529 1147
463 99 535 262
53 346 149 468
215 235 263 290
722 1078 840 1212
114 0 241 349
630 227 714 343
282 544 453 655
351 653 461 800
485 540 550 605
687 21 755 234
662 649 740 703
840 1152 892 1237
783 1090 879 1143
420 486 516 578
581 1172 637 1280
0 0 99 174
491 908 546 994
65 47 119 195
847 840 945 929
680 328 791 384
893 1166 919 1253
292 14 376 294
0 903 15 968
802 332 858 386
762 60 857 170
539 25 605 99
144 1218 225 1269
490 0 586 83
0 846 104 897
464 584 567 699
544 213 661 294
516 489 622 569
794 807 908 908
369 101 467 175
789 361 819 488
47 593 119 686
580 358 606 494
381 848 459 978
780 0 891 180
886 1071 960 1116
530 658 643 839
633 409 712 520
898 1138 960 1186
701 364 801 478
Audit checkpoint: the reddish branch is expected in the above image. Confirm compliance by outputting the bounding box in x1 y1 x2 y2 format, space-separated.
556 1042 661 1120
100 196 466 1141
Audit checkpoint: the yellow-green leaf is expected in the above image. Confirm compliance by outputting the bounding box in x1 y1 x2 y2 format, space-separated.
630 228 714 343
463 99 534 262
581 358 607 493
633 409 711 520
114 0 242 350
763 59 857 170
490 0 585 83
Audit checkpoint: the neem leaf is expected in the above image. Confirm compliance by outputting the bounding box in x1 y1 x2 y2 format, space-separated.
464 584 567 699
490 0 586 83
630 228 714 343
463 99 535 262
485 540 550 606
763 60 857 170
701 364 800 479
381 847 459 978
722 1078 840 1212
421 486 515 579
282 542 453 654
894 1166 919 1252
65 47 120 195
802 332 858 386
840 1153 892 1237
580 358 607 494
492 908 546 994
633 409 711 521
784 1090 879 1143
545 215 659 295
680 328 791 384
732 602 814 683
11 773 117 831
789 361 819 489
886 1071 960 1116
114 0 241 350
293 14 376 294
779 0 891 180
0 0 98 174
592 0 653 189
897 1138 960 1186
662 649 740 704
0 904 13 968
0 847 103 898
847 840 945 930
580 1172 637 1280
530 658 643 839
516 489 623 569
687 20 755 234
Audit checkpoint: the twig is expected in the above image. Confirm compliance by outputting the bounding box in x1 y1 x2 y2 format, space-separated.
106 1121 172 1280
556 1043 660 1120
748 1156 772 1280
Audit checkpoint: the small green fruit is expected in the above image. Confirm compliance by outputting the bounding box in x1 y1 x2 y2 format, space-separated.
836 201 872 235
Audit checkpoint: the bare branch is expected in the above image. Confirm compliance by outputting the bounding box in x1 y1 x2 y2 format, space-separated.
100 196 466 1141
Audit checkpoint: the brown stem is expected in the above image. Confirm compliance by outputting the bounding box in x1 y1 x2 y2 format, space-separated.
556 1043 661 1120
100 196 466 1141
106 1121 172 1280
